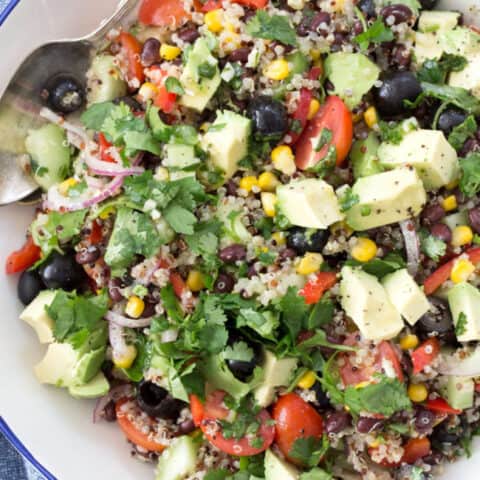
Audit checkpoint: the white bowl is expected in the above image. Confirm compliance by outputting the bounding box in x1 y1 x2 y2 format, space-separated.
0 1 479 479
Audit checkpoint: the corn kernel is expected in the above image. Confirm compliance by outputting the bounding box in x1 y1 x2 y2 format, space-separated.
271 232 286 246
258 171 280 192
261 192 277 217
271 145 296 175
186 270 205 292
408 383 428 403
264 59 290 81
113 345 137 369
452 225 473 247
400 334 419 351
442 195 457 212
296 252 324 275
351 237 377 263
204 9 223 33
160 44 181 61
369 439 381 448
138 82 158 102
451 258 475 283
310 49 322 62
239 176 259 193
125 295 145 319
363 106 378 129
307 98 321 120
58 178 78 196
99 206 115 219
297 371 317 389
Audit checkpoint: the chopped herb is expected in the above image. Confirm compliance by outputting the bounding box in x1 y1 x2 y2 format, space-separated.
290 119 303 134
378 118 418 145
222 341 254 362
314 128 333 152
448 115 477 150
459 152 480 197
346 252 406 279
258 250 277 265
339 187 360 212
245 10 297 47
360 205 371 216
455 312 468 337
132 284 148 298
198 62 218 79
307 145 337 177
289 435 330 467
165 76 185 95
417 54 468 84
419 228 447 262
354 18 394 51
307 296 334 329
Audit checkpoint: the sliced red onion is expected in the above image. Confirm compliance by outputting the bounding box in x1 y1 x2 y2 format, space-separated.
399 219 420 277
92 383 134 423
84 149 144 177
438 348 480 377
106 310 153 328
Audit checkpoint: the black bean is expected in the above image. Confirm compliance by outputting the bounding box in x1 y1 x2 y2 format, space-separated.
419 0 438 8
430 223 452 243
108 278 124 302
325 411 351 434
311 381 331 409
142 302 156 318
103 400 117 422
460 137 480 156
468 206 480 234
178 419 196 435
214 273 235 293
17 270 45 305
356 417 384 434
417 297 453 334
422 203 445 225
141 38 161 66
227 47 251 63
414 408 436 434
310 12 331 33
437 108 467 137
177 25 200 44
75 245 101 265
279 248 297 261
380 4 413 24
392 45 411 69
357 0 376 18
44 74 84 114
219 244 247 263
39 252 85 290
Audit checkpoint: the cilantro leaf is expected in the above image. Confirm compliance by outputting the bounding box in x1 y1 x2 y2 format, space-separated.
307 297 334 329
378 118 418 145
275 286 309 340
297 330 356 353
185 221 221 270
165 76 185 95
289 435 330 468
246 10 297 47
459 152 480 197
344 376 412 416
122 333 152 382
339 187 359 212
417 54 467 84
237 309 279 339
448 115 477 151
354 18 394 51
346 252 405 279
455 312 468 337
80 101 116 130
419 229 447 262
223 342 254 362
31 210 88 259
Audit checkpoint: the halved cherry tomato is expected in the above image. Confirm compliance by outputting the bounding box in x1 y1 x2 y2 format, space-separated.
272 393 324 466
425 398 461 415
424 246 480 295
88 220 103 245
411 338 440 375
115 399 166 453
190 391 275 456
299 271 338 305
402 438 431 464
154 86 177 114
340 341 404 387
6 237 41 274
139 0 189 27
233 0 268 8
98 133 115 163
118 32 145 84
295 96 353 170
169 271 187 298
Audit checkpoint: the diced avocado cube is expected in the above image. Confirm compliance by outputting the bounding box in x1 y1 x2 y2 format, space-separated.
378 129 459 190
253 350 298 408
163 144 198 180
34 342 79 387
201 354 251 400
277 178 344 229
382 269 430 326
414 32 444 65
180 38 221 112
449 53 480 98
25 124 71 190
418 11 460 33
346 167 426 231
68 372 110 399
351 132 383 180
443 376 474 411
448 282 480 342
19 290 56 344
73 346 106 384
441 27 480 57
155 436 199 480
340 266 404 341
265 449 299 480
324 53 380 109
149 354 189 402
87 55 127 105
202 110 251 180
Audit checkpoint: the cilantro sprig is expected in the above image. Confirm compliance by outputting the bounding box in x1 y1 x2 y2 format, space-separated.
354 18 394 51
246 10 297 47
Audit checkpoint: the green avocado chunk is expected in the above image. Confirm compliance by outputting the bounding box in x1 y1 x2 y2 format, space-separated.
265 449 299 480
68 372 110 399
351 133 383 180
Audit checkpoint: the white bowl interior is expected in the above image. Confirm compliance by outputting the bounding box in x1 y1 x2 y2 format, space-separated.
1 0 480 479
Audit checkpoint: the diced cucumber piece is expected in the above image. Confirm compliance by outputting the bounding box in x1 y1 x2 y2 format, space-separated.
155 436 199 480
87 55 127 105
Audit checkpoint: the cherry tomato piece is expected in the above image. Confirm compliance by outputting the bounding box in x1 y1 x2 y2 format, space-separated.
411 338 440 375
425 398 461 415
98 133 116 163
299 271 337 305
118 32 145 84
139 0 189 27
6 237 41 275
402 437 431 464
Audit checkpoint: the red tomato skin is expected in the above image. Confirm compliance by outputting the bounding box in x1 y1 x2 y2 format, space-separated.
98 133 115 163
299 271 337 305
169 271 187 298
402 438 431 464
295 96 353 170
154 86 177 113
6 237 41 274
88 220 103 245
118 32 145 84
190 394 204 427
411 338 440 375
272 393 324 465
139 0 189 27
425 398 461 415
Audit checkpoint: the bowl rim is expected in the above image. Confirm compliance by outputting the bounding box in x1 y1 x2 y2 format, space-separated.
0 0 21 26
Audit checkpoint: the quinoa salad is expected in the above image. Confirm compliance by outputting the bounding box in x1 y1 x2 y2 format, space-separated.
7 0 480 478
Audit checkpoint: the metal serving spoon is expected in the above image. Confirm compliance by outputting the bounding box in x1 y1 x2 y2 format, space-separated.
0 0 138 206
